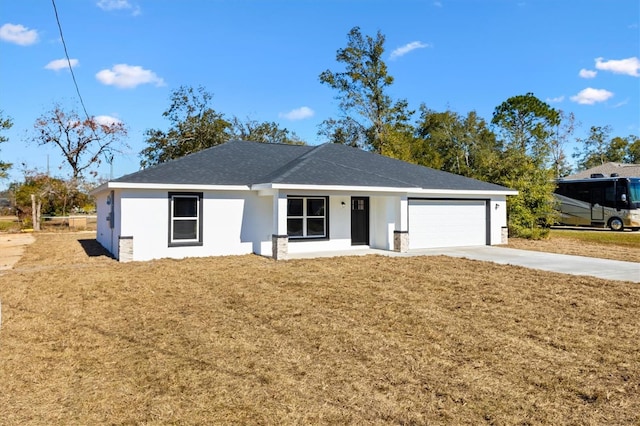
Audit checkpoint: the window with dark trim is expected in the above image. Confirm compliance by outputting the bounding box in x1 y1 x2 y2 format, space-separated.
168 192 203 246
287 196 328 239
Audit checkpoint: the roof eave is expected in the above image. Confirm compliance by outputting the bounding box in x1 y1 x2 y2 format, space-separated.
252 183 518 196
97 182 252 192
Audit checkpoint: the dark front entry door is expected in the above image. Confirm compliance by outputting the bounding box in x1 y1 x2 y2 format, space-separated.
351 197 369 245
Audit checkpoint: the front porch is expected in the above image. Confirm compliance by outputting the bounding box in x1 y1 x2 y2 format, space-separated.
267 191 410 260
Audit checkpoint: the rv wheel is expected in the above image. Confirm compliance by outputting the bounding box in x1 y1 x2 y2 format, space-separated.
608 217 624 231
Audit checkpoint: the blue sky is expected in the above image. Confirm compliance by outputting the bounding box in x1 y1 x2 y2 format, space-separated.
1 0 638 187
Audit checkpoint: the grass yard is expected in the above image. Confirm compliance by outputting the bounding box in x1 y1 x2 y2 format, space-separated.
0 233 639 424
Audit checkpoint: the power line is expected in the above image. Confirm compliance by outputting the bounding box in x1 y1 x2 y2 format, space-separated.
50 0 92 123
51 0 110 171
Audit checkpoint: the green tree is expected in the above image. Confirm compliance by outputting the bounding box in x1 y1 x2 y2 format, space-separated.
412 108 456 170
550 111 577 178
318 117 364 148
9 172 93 229
140 85 233 167
573 125 613 170
605 136 630 163
491 93 560 165
414 107 502 181
140 86 305 168
319 26 413 153
0 110 13 179
376 122 420 163
491 93 560 239
626 137 640 163
575 130 640 169
33 104 128 179
230 117 305 145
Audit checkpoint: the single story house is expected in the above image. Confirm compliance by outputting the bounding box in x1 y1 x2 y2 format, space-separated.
565 162 640 180
91 140 517 262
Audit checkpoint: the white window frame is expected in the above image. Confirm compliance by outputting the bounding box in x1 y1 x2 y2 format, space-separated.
287 196 328 240
169 192 203 246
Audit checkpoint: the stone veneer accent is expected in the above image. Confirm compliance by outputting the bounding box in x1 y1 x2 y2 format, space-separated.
118 236 134 262
272 234 288 260
501 227 509 245
393 230 409 253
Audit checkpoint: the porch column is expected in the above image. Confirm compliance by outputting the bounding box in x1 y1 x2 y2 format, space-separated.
272 191 288 260
394 195 409 252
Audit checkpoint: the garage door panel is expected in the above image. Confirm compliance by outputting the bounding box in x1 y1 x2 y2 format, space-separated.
409 200 486 249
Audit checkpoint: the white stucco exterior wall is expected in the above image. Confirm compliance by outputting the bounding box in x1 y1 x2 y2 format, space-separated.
95 189 122 259
94 190 111 254
93 185 512 261
369 196 397 250
489 197 508 245
97 189 272 262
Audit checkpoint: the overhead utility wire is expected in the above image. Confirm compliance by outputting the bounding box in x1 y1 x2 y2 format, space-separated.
51 0 92 123
51 0 109 172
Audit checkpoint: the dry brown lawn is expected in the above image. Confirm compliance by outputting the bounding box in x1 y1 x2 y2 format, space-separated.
0 233 638 424
508 229 640 263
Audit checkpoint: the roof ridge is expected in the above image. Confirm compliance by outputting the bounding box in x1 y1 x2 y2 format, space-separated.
257 143 327 183
313 156 420 188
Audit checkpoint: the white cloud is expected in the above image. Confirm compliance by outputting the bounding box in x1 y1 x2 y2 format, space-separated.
390 41 430 60
0 23 38 46
579 68 597 79
595 57 640 77
45 58 79 71
570 87 614 105
96 0 141 16
94 115 122 126
546 95 564 103
612 99 628 108
279 106 314 121
95 64 165 89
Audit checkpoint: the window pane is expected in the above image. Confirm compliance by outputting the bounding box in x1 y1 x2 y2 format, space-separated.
174 197 197 217
605 185 615 206
307 198 325 216
307 218 325 236
287 218 303 236
173 220 197 240
288 198 303 216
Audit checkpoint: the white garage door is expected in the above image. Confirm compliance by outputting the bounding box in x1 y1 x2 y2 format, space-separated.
409 199 487 249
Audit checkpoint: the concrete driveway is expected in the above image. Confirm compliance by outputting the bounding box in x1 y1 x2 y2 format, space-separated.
0 233 35 272
408 246 639 283
288 246 640 283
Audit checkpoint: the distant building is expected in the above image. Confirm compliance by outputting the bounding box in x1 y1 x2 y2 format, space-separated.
565 162 640 180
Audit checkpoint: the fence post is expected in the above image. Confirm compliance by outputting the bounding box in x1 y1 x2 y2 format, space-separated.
31 194 41 231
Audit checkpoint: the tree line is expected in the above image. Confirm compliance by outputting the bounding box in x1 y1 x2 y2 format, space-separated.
0 26 638 236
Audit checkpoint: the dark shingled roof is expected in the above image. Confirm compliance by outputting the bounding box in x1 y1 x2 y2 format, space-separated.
565 162 640 180
113 140 512 192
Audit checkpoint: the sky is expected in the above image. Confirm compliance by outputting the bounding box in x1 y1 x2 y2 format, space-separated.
1 0 639 188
